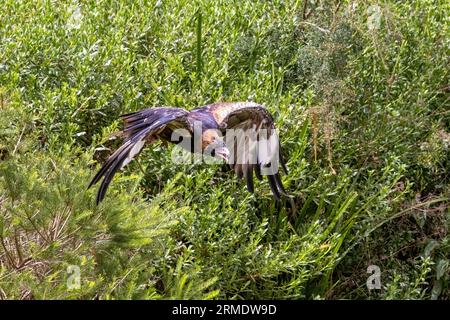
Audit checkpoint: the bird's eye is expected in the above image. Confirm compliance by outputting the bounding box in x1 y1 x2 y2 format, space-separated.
211 149 216 157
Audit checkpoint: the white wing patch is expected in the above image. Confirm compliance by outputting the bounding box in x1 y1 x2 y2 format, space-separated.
121 137 146 169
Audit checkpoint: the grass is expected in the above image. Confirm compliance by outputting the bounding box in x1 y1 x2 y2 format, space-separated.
0 0 449 299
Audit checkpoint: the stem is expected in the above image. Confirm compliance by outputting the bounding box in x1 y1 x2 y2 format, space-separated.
0 236 16 269
196 8 202 79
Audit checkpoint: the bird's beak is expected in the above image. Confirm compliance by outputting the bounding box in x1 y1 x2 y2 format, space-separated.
214 146 230 163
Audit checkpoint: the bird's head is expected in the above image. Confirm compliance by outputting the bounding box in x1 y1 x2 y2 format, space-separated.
202 129 230 163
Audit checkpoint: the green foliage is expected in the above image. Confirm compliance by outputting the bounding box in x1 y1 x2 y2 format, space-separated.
0 0 448 299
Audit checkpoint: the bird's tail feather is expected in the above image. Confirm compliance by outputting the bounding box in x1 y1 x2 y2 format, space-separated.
88 129 150 204
88 108 185 204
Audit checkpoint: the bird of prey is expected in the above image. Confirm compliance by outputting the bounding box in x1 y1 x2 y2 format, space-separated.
88 102 288 204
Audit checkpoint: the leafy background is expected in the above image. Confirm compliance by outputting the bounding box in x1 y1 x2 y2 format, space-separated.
0 0 448 299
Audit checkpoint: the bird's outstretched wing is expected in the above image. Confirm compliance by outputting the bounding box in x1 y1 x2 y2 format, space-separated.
88 107 191 204
208 102 288 200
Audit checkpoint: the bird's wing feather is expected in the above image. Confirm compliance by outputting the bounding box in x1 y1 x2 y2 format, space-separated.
89 107 191 204
208 102 288 199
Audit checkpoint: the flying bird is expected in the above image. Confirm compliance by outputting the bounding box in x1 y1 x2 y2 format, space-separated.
88 102 288 204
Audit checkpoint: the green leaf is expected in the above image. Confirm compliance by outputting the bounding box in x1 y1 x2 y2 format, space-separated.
436 259 448 280
423 240 439 258
431 279 443 300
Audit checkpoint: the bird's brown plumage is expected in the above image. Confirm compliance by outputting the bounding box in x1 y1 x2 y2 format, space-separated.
88 102 288 204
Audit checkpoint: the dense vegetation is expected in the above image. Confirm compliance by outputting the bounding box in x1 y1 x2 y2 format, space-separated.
0 0 448 299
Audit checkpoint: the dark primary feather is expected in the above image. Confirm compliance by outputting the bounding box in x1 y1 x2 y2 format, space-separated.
121 107 190 138
273 172 287 194
267 174 281 201
88 140 133 189
96 143 134 204
254 164 263 181
243 164 254 193
279 149 288 175
88 107 191 204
